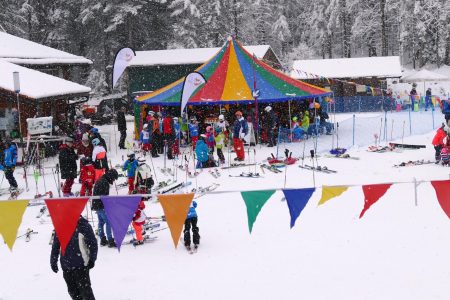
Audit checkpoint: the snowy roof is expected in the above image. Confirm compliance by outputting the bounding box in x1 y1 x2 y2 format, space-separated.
0 31 92 65
401 69 450 82
291 56 402 79
129 45 273 66
0 60 91 99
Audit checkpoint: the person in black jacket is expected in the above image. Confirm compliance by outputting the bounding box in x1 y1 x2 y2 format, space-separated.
92 169 118 248
59 137 78 197
117 106 127 149
264 106 277 147
50 216 98 300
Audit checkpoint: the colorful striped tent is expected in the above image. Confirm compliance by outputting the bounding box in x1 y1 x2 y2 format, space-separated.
135 37 331 106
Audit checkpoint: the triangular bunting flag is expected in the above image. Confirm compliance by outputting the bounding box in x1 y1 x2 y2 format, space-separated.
318 186 349 206
45 197 89 255
0 200 29 250
157 193 195 248
241 190 275 233
283 188 315 228
101 195 142 251
431 180 450 218
359 184 392 218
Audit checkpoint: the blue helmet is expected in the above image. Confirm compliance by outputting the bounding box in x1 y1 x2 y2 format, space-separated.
92 138 100 146
90 128 99 134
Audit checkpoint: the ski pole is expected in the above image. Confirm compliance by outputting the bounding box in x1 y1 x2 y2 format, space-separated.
148 151 159 185
310 149 316 187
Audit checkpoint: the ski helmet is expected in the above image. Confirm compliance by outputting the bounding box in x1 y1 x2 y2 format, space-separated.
81 157 93 165
218 114 225 121
235 111 242 117
264 106 272 112
127 153 135 160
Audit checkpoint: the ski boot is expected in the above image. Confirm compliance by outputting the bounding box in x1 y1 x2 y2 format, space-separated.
100 236 108 247
108 239 117 248
133 240 144 246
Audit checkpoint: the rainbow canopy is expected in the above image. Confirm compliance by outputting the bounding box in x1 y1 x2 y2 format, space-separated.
135 37 331 106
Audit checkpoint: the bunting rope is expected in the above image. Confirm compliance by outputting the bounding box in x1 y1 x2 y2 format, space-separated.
0 176 448 201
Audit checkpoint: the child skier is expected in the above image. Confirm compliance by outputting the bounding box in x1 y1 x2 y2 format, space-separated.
215 127 226 164
140 124 151 154
135 158 154 194
123 153 139 194
205 126 215 153
184 200 200 251
132 199 147 246
195 135 209 168
189 117 199 149
432 123 447 163
91 138 108 181
79 157 95 196
1 141 18 193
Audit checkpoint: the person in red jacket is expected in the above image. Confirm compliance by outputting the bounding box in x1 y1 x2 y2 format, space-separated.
432 123 447 162
132 200 147 246
163 113 175 160
79 157 95 196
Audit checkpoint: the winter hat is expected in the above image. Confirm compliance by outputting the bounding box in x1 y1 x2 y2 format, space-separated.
314 102 321 109
127 153 135 160
235 111 242 117
292 116 298 122
264 106 272 112
90 128 99 134
218 114 225 121
92 138 100 146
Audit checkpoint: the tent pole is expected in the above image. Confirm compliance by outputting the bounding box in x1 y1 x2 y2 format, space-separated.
288 100 292 143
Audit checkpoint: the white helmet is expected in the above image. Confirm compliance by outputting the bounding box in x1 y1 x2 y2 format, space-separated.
264 106 272 112
218 114 225 121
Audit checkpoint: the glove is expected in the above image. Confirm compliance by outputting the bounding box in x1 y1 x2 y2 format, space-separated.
88 260 95 269
51 264 58 273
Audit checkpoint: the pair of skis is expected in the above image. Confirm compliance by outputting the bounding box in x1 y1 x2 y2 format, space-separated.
208 169 221 178
17 228 38 242
393 160 434 167
260 164 282 174
299 165 337 174
229 172 262 178
193 183 220 198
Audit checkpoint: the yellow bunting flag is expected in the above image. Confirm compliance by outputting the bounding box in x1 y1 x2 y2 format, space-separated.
0 200 29 250
157 193 195 248
318 186 349 206
370 87 375 96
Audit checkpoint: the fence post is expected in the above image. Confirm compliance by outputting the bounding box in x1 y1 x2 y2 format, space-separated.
384 110 388 141
358 96 361 112
352 114 355 146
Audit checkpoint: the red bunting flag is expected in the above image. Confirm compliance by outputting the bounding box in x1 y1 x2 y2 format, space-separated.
431 180 450 218
45 198 89 255
359 184 392 218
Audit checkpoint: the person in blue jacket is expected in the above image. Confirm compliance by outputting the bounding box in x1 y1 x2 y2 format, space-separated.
50 215 98 300
0 141 18 191
189 116 199 149
184 200 200 250
123 153 139 194
195 135 209 168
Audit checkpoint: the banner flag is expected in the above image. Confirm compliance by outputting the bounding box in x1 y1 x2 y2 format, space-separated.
241 190 275 233
283 188 315 228
45 197 89 255
101 195 142 251
431 180 450 218
318 186 349 206
180 72 206 114
157 193 194 248
0 200 29 250
359 184 392 218
112 47 135 88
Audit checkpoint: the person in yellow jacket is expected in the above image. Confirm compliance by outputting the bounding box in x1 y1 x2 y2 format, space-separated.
301 111 310 132
214 127 226 164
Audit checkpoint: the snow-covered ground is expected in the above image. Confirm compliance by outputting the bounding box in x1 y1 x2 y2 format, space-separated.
2 115 450 300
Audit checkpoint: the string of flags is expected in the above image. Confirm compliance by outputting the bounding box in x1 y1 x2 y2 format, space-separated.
1 178 450 252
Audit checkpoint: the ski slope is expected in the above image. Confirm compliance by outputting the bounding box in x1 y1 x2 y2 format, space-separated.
1 117 450 300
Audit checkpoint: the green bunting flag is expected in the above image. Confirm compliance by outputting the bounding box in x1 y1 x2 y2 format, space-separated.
241 190 275 234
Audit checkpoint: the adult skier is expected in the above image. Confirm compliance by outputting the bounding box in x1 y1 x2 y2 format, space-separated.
58 137 78 197
92 169 119 248
264 106 277 147
50 215 98 300
117 106 127 149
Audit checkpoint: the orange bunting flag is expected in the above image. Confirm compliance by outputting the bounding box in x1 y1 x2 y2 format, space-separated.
157 193 194 248
0 200 29 251
431 180 450 218
359 184 392 218
45 198 89 255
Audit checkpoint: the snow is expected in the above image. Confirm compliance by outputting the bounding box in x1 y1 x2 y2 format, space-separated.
291 56 403 79
2 113 450 299
129 45 272 66
0 31 92 65
0 60 91 99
